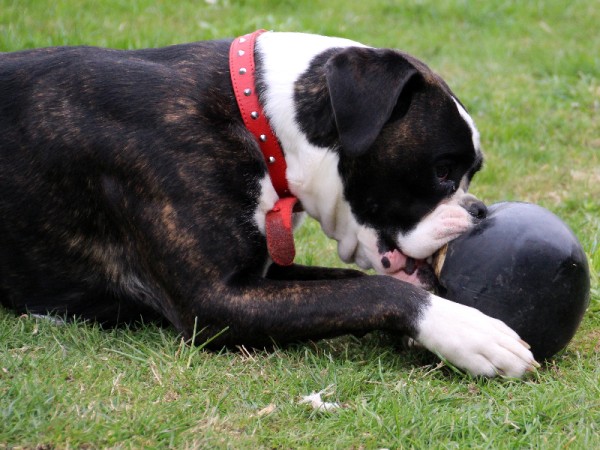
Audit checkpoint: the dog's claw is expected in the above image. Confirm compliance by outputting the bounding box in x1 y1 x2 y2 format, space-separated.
519 339 531 349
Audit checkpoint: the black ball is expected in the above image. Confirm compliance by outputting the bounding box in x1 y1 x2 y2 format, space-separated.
434 202 590 360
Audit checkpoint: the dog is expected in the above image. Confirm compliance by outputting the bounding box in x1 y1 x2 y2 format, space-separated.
0 31 537 377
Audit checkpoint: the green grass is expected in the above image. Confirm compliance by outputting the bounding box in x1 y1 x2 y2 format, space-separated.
1 0 599 448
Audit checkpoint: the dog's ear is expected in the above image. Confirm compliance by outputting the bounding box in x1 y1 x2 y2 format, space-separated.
325 48 420 157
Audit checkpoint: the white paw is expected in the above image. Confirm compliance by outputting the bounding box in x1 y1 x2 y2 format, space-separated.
416 295 539 378
398 204 473 259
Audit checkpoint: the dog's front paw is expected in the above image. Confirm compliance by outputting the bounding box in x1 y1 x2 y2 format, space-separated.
399 204 474 259
416 295 539 377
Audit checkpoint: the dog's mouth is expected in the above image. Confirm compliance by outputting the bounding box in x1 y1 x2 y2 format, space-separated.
378 249 435 289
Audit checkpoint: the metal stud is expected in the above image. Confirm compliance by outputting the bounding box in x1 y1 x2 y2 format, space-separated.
260 134 267 142
239 67 247 75
268 156 276 164
238 50 245 57
250 111 259 119
244 88 252 96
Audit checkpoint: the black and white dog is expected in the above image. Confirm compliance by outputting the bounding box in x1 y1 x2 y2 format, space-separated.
0 32 537 377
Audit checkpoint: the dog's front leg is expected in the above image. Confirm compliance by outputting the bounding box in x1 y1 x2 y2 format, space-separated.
190 274 426 348
186 276 537 377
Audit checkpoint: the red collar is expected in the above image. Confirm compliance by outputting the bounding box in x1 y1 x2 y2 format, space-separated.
229 30 298 266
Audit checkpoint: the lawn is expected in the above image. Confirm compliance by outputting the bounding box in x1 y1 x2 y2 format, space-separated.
1 0 599 448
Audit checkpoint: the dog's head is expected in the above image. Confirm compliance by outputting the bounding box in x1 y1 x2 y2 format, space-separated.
295 46 485 285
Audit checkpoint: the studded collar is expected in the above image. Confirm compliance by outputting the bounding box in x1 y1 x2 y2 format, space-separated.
229 30 298 266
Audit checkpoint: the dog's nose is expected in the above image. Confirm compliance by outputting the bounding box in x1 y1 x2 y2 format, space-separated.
466 199 487 219
461 194 488 220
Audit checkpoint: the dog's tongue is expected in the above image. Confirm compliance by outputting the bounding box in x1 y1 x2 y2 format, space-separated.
379 249 425 285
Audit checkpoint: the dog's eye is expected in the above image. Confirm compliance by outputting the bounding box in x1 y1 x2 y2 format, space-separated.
435 164 450 181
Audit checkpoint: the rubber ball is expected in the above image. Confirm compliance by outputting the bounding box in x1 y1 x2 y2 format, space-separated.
433 202 590 360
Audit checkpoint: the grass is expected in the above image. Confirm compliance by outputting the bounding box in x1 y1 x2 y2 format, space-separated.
1 0 599 448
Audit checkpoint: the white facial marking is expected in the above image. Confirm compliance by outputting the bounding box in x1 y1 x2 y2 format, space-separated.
417 294 538 377
452 96 481 152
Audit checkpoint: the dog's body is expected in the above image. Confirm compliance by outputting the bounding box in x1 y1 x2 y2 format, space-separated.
0 32 536 377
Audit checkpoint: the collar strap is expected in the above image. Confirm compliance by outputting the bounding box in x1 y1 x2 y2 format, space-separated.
229 30 290 198
230 30 297 266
